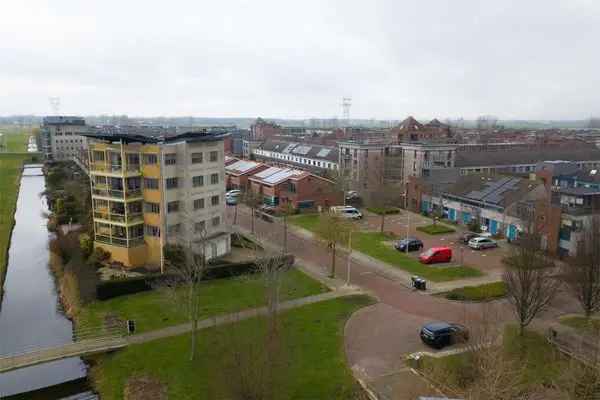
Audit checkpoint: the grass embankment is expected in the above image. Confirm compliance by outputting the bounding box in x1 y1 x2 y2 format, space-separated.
89 295 374 400
442 282 507 301
419 326 568 392
417 224 456 235
559 315 600 336
0 154 32 296
77 268 328 333
290 215 481 282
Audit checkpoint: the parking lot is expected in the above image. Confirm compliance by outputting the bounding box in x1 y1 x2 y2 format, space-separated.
356 210 508 276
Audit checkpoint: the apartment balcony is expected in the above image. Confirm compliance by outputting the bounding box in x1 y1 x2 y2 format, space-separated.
95 235 145 248
93 211 144 224
560 204 594 216
90 163 142 177
92 187 143 200
422 160 449 169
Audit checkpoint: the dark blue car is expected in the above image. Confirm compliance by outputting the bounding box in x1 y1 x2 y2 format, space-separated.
394 237 423 252
420 322 469 349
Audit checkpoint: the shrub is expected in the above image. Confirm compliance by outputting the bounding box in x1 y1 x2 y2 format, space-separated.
79 233 93 258
443 282 507 302
467 220 481 233
89 247 111 268
366 207 401 216
417 224 456 235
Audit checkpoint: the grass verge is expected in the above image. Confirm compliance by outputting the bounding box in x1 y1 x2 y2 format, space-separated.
0 154 32 297
88 295 375 400
77 268 328 333
442 281 507 301
417 224 456 235
352 232 482 282
289 213 321 232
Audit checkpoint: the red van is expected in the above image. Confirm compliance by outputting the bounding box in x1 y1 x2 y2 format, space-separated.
419 247 452 264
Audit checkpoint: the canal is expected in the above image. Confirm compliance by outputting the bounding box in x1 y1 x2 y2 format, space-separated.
0 166 89 397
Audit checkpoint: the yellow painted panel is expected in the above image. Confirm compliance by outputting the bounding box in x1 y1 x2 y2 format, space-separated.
94 242 147 268
142 164 160 177
143 189 162 203
144 212 161 226
145 237 162 269
142 145 160 153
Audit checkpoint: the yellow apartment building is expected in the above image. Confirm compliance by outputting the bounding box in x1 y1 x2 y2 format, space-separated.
84 129 231 270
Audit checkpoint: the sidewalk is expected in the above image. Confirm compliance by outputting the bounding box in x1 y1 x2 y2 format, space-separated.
127 288 362 345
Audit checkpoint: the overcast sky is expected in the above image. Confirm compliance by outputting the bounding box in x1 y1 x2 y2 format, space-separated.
2 0 599 120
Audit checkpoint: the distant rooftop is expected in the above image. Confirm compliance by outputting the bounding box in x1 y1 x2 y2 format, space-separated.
42 116 86 126
83 127 229 144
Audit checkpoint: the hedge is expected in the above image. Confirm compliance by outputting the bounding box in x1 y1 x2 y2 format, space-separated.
366 207 401 216
96 255 294 300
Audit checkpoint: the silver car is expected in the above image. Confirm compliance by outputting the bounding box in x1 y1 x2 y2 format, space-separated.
468 236 498 250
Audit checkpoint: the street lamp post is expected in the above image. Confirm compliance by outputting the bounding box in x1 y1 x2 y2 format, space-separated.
345 230 352 286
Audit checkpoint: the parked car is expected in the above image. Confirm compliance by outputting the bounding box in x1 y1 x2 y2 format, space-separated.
394 237 424 252
226 189 241 198
418 247 452 264
461 232 479 244
226 196 238 206
331 206 363 220
345 190 360 201
468 237 498 250
420 322 469 349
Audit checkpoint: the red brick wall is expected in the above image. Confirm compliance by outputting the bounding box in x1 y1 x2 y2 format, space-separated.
279 176 343 210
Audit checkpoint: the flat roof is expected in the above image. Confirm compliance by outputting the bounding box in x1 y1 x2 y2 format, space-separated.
83 128 228 144
225 160 263 175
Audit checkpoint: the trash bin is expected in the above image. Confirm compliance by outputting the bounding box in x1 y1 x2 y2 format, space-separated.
416 278 427 291
411 275 419 288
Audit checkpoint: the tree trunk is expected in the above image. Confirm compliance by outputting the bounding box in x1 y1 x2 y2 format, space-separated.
380 214 385 233
251 208 255 234
283 216 288 254
233 203 238 225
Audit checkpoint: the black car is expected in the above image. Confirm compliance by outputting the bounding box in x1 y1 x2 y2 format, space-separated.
420 322 469 349
394 237 424 252
461 232 479 244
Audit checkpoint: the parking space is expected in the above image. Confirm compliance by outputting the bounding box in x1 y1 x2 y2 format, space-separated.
356 210 508 275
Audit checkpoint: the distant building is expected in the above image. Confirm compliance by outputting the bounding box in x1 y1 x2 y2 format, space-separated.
250 118 282 141
252 139 339 174
390 116 453 143
85 128 230 269
41 116 89 161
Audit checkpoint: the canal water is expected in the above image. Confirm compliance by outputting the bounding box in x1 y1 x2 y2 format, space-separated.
0 167 88 397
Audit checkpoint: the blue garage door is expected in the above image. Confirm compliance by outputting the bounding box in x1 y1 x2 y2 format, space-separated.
489 219 498 235
448 208 456 221
507 224 517 241
421 200 430 213
462 212 471 225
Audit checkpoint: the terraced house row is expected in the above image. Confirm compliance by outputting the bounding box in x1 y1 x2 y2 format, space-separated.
84 129 231 269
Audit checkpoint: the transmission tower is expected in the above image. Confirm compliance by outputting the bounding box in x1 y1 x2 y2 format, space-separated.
341 97 352 122
49 97 61 115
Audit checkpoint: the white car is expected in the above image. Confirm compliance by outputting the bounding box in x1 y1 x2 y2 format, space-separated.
468 237 498 250
331 206 363 220
226 189 241 198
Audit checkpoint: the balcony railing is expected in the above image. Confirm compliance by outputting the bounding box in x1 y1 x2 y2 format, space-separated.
93 212 144 223
90 163 142 174
560 204 594 216
92 188 143 199
95 235 145 248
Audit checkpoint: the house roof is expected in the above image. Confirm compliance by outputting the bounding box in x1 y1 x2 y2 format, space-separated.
225 160 264 176
249 166 309 185
456 147 600 168
83 127 229 144
258 139 338 162
397 116 424 131
43 116 86 126
443 174 545 208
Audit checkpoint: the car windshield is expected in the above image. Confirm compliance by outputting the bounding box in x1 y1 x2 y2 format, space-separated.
422 249 434 257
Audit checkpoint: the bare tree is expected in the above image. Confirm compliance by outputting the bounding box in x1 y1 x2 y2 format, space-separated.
365 185 400 233
279 202 295 255
562 218 600 318
502 231 561 335
158 228 208 361
316 213 351 278
243 189 263 234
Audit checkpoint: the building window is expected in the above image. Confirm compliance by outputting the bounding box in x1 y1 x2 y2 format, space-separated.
93 151 105 162
191 152 203 164
145 225 160 237
143 154 158 164
195 221 206 233
193 198 205 210
212 216 220 227
166 177 179 189
210 151 218 162
211 195 219 206
165 154 177 165
144 178 159 190
210 173 219 185
193 175 204 187
144 202 160 213
167 201 180 213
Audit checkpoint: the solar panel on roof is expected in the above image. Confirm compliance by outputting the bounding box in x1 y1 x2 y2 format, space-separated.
282 143 297 154
293 145 312 155
253 167 281 178
316 148 331 158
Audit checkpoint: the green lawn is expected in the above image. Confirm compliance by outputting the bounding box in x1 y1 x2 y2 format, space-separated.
89 295 374 400
442 281 507 301
289 213 321 232
0 126 34 152
0 154 32 296
352 232 482 282
417 224 456 235
77 268 328 334
559 315 600 336
419 326 568 392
